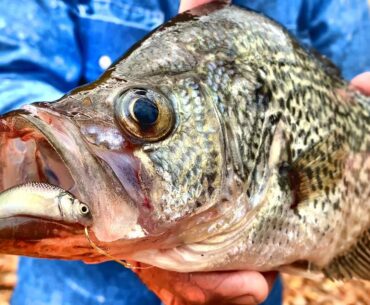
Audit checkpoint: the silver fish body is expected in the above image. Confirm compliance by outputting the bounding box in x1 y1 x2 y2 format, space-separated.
0 183 91 224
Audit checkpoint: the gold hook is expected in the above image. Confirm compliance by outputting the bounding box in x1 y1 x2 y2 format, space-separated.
84 227 152 270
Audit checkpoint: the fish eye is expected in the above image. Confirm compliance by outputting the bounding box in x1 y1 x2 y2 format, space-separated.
79 203 90 215
130 97 159 127
115 88 175 142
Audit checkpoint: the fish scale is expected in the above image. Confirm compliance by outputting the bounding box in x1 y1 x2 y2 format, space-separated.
122 5 370 277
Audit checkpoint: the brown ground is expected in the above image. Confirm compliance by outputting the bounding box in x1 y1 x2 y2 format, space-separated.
0 255 17 305
282 274 370 305
1 255 369 304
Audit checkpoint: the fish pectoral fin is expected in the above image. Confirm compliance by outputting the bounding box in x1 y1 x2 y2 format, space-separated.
290 132 348 206
323 151 370 280
292 143 370 280
323 227 370 280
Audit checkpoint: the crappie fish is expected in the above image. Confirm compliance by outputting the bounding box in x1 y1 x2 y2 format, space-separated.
0 3 369 280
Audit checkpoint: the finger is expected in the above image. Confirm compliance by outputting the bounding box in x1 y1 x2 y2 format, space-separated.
351 72 370 96
262 271 278 292
179 0 215 13
185 270 277 304
179 0 232 13
135 265 277 305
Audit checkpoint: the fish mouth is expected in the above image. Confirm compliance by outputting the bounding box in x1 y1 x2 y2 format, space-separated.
0 106 93 258
0 103 140 259
0 108 76 193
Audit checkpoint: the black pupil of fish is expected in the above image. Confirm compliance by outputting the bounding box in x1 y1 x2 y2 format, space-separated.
133 98 159 126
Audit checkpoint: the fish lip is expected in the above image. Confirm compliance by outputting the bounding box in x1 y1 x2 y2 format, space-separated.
0 215 85 241
0 215 96 259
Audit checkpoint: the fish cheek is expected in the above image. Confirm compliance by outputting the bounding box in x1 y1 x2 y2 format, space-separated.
145 137 223 224
137 79 224 223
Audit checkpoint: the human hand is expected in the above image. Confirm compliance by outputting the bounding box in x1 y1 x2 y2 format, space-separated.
134 265 276 305
351 72 370 95
179 0 230 13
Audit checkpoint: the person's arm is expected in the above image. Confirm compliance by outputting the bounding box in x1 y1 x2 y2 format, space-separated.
0 1 81 114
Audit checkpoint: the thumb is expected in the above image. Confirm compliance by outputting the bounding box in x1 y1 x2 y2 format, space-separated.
351 72 370 96
179 0 230 13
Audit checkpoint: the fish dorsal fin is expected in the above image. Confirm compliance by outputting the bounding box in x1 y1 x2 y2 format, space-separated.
323 227 370 280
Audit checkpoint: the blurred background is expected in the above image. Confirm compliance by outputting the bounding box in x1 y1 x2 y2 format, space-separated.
0 256 17 305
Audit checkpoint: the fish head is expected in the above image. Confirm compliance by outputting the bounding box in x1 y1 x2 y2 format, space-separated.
0 3 242 260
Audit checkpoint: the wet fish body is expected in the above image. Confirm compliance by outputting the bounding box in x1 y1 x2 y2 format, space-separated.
0 3 369 280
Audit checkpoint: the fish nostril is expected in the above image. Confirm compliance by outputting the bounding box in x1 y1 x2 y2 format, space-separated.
80 124 125 150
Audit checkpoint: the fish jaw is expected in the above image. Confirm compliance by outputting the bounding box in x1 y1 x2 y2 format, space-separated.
0 218 91 259
0 103 145 259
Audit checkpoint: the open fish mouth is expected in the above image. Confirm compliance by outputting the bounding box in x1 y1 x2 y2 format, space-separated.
0 103 142 259
0 105 93 258
0 107 77 198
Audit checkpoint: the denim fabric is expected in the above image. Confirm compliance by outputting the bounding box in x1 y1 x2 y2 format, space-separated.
12 259 161 305
261 275 283 305
235 0 370 80
1 0 369 304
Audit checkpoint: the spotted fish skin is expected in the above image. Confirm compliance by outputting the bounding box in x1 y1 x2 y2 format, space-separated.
117 5 370 278
0 3 369 280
